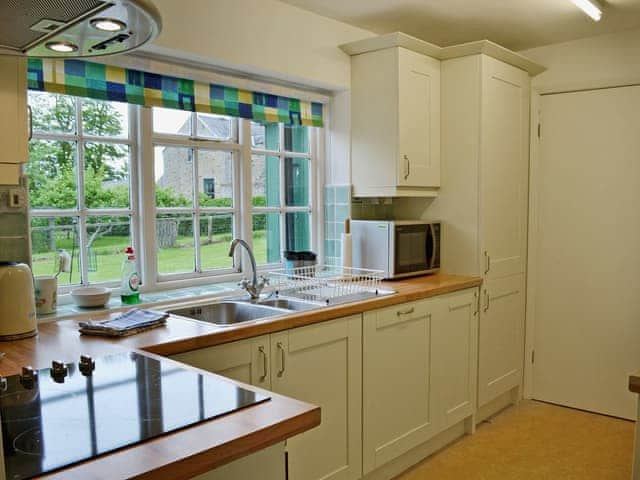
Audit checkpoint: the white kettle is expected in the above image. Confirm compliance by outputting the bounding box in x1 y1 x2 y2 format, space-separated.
0 263 37 340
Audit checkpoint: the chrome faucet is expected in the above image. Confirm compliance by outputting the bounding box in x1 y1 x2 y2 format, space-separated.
228 238 269 299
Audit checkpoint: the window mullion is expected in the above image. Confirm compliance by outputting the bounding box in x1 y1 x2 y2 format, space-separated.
138 106 158 291
279 125 286 257
238 119 253 274
76 98 90 286
193 147 201 273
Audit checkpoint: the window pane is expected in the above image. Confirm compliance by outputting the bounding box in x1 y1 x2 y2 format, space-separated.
253 213 280 265
155 146 193 207
284 124 309 154
196 113 235 141
285 157 310 206
153 107 191 136
31 217 81 286
28 91 76 134
199 214 234 271
251 122 279 150
81 99 129 138
157 214 195 275
285 212 311 251
252 154 280 207
27 140 78 209
86 216 132 284
198 150 233 208
84 143 130 208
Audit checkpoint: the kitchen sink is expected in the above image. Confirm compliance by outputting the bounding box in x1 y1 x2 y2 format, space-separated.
254 297 322 311
167 301 288 326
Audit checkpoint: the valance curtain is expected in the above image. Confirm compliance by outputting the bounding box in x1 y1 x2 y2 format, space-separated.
27 58 324 127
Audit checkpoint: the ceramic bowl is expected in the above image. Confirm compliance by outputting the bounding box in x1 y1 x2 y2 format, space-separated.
70 287 112 308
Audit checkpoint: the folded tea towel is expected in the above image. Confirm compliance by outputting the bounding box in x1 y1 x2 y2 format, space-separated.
79 309 168 337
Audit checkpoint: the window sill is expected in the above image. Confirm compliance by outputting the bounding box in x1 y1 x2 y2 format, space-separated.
37 282 240 323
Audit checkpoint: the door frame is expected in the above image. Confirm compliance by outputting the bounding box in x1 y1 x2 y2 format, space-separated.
523 88 541 399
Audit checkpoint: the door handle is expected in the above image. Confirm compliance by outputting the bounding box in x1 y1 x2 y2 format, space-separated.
484 251 491 275
277 342 285 377
404 155 410 180
258 346 267 382
396 306 415 316
474 290 479 315
483 289 490 312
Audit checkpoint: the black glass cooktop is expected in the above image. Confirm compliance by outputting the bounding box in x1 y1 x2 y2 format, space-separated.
0 352 270 480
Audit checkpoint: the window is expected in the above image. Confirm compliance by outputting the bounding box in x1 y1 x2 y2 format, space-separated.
28 92 136 288
27 91 321 292
251 122 314 265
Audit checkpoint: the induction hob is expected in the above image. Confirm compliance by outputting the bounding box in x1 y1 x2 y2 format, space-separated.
0 351 270 479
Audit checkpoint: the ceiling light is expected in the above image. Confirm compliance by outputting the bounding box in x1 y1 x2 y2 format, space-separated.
45 41 78 53
570 0 603 21
90 18 127 32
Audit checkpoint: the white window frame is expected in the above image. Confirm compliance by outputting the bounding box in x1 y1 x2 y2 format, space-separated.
29 97 140 294
29 94 324 294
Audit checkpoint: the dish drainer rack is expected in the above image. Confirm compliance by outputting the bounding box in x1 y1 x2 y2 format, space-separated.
266 265 391 306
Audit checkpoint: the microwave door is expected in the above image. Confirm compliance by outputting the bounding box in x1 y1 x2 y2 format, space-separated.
394 225 431 275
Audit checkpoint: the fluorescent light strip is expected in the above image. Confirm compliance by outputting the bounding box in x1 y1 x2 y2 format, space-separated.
570 0 603 21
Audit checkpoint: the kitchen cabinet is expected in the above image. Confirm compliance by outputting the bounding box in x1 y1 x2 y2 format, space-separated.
193 443 285 480
428 53 530 409
0 57 28 165
351 46 440 197
271 315 362 480
478 275 525 406
362 298 438 473
172 315 362 480
431 288 478 432
171 334 270 389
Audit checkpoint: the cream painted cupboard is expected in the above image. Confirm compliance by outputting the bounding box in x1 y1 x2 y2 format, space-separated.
362 288 478 474
0 57 28 165
351 46 440 197
428 54 530 409
172 315 362 480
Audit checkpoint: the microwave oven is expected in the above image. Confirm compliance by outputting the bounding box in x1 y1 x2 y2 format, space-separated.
351 220 440 279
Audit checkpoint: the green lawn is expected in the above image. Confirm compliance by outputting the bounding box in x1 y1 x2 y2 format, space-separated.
32 234 269 285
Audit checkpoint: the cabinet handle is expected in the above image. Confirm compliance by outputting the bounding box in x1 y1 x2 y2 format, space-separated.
483 289 490 312
396 306 415 316
258 346 267 382
484 251 491 275
474 290 479 316
277 342 285 377
403 155 410 180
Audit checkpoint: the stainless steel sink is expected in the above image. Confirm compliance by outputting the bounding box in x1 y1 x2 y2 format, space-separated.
168 301 288 326
255 298 322 311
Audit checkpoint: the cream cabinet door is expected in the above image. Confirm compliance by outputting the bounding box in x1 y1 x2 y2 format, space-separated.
397 48 441 188
170 335 271 389
478 274 525 406
362 299 437 474
0 57 28 164
194 443 285 480
432 288 478 432
270 316 362 480
480 56 529 279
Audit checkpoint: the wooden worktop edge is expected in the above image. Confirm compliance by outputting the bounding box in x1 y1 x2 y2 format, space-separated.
629 371 640 394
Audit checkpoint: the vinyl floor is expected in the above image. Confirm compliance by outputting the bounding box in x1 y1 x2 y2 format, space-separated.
395 400 634 480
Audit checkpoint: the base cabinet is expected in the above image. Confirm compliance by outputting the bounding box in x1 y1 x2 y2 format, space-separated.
193 443 285 480
172 315 362 480
362 299 438 474
432 289 478 431
478 274 525 406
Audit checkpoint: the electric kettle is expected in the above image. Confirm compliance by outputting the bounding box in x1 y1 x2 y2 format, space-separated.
0 263 37 340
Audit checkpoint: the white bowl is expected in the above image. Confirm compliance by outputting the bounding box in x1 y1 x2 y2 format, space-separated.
70 287 112 308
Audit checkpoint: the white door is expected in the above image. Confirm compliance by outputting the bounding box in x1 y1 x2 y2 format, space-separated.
532 86 640 419
270 316 362 480
480 56 530 279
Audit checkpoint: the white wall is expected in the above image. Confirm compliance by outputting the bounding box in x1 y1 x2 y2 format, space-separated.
520 27 640 93
145 0 373 91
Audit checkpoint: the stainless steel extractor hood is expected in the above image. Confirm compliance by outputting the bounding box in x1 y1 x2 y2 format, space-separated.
0 0 162 58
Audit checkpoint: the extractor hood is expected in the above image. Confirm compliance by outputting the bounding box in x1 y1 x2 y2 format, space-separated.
0 0 162 58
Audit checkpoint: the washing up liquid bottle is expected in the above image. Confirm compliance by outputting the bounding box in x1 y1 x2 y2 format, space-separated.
121 247 140 305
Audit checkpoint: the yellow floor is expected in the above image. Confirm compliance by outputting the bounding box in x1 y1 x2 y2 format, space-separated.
395 400 634 480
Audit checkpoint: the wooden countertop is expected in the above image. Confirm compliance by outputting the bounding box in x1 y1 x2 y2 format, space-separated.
0 273 480 479
629 370 640 394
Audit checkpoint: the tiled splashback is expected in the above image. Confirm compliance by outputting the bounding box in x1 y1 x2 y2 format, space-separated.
324 185 351 266
0 177 31 265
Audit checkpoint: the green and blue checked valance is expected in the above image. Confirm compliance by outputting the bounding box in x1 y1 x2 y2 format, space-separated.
27 58 323 127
